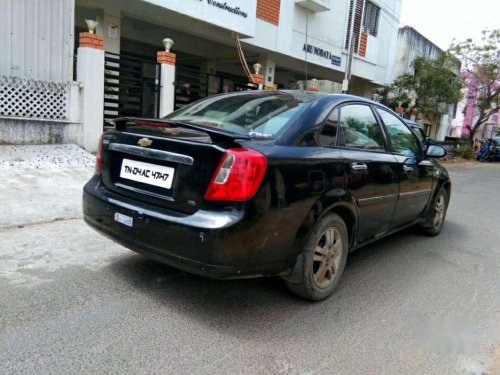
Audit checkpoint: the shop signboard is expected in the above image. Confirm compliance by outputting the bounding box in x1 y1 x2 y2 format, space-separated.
143 0 257 36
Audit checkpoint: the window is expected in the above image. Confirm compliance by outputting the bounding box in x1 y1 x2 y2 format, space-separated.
376 108 420 156
319 109 339 146
338 105 385 150
412 127 426 143
344 0 364 52
166 93 313 138
363 1 380 37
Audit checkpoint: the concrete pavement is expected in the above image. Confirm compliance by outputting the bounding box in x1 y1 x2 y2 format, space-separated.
0 150 499 375
0 145 94 228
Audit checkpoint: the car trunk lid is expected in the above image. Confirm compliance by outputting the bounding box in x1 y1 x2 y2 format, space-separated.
100 118 248 214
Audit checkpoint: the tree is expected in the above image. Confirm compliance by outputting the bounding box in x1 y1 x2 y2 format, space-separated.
375 53 462 123
450 29 500 143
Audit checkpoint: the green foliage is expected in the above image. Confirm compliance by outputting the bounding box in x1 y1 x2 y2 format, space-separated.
376 53 462 115
450 29 500 142
411 52 463 114
345 117 365 132
381 74 416 110
453 144 475 160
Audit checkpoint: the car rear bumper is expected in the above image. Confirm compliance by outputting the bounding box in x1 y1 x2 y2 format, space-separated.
83 176 290 279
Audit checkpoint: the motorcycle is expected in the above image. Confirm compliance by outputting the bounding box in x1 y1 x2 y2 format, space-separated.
477 138 500 162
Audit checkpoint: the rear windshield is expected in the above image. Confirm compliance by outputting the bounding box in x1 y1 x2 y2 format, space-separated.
164 92 313 138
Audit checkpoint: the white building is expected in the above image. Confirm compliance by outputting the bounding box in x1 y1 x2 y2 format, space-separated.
392 26 460 141
0 0 402 149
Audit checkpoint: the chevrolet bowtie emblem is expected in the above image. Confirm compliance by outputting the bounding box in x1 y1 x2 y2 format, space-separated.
137 138 153 147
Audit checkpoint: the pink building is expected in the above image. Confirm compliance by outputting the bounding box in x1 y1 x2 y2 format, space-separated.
452 71 500 139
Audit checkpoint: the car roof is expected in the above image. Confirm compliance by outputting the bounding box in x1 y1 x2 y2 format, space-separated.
214 90 386 115
209 90 391 112
277 90 375 103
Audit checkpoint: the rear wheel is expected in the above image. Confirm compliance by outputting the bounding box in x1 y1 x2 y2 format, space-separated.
419 187 449 236
284 213 348 301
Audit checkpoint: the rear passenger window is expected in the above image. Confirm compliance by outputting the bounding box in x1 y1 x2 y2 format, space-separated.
319 109 339 146
338 105 385 151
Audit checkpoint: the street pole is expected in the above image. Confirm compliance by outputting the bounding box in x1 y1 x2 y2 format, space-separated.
343 0 357 94
305 0 309 85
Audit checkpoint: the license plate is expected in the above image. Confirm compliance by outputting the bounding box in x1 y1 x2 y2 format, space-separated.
114 212 133 227
120 158 175 189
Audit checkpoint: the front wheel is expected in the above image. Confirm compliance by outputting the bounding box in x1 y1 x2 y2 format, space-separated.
283 213 348 301
479 151 491 162
419 187 449 236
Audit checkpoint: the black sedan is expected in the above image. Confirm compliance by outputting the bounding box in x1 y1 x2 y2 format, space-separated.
83 91 450 301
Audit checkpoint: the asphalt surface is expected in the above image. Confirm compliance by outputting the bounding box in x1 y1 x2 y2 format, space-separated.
0 161 499 375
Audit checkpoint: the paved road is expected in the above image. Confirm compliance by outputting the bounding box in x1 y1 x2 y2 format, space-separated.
1 161 499 375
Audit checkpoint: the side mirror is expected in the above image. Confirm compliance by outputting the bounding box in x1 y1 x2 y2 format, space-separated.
426 144 447 158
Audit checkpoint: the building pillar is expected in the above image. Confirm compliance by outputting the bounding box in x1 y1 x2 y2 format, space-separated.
436 114 450 141
409 109 417 122
77 32 104 153
250 73 264 89
157 49 176 117
96 14 121 54
249 62 264 89
261 57 276 88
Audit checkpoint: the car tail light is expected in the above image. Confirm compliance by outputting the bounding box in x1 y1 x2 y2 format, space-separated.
204 148 267 201
95 134 104 174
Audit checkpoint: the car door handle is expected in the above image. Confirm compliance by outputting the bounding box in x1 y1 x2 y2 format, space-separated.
403 165 415 172
351 162 368 172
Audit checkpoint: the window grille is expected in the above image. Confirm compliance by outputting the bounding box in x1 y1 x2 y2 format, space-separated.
363 2 380 37
345 0 366 53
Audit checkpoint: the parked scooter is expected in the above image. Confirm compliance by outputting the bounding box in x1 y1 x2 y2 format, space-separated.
477 138 500 162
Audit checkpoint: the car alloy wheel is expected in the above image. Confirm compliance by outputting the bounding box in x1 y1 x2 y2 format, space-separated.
433 193 446 229
312 226 343 289
283 213 349 301
418 187 449 237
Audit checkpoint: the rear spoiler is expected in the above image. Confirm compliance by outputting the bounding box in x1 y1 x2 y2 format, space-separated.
112 117 250 143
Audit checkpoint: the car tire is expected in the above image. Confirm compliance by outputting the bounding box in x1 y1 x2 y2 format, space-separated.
284 213 348 301
419 187 449 236
479 152 490 162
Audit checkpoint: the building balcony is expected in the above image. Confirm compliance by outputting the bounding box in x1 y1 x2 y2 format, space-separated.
295 0 331 12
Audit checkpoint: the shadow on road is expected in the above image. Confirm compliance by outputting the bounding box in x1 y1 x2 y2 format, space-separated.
105 221 464 338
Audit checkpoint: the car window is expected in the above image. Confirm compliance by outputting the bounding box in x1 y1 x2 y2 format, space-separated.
376 108 420 156
338 105 385 151
319 109 339 147
412 127 426 142
165 92 313 138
